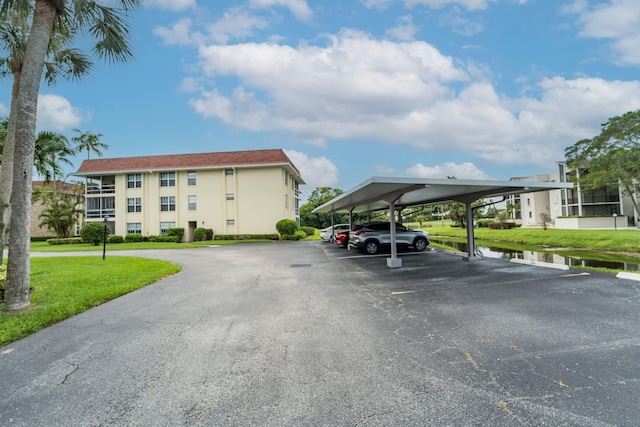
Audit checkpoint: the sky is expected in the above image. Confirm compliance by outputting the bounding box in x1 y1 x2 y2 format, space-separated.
1 0 640 202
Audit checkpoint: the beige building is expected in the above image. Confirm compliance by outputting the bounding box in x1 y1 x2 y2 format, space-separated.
73 149 304 241
31 181 84 239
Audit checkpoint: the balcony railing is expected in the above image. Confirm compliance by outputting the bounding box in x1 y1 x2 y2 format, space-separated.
86 184 115 195
86 209 115 219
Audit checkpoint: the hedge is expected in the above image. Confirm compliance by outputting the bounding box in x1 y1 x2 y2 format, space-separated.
47 237 83 245
214 234 279 241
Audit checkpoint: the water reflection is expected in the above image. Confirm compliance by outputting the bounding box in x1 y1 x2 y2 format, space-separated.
432 240 640 272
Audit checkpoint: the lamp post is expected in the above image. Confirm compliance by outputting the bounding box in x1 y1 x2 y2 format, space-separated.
613 213 618 231
103 216 109 260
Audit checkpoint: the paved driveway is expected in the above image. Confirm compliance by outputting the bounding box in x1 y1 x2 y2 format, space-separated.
2 242 639 426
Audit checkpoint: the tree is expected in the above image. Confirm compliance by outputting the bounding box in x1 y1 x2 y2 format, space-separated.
1 0 141 311
34 131 74 182
72 129 107 159
0 3 90 266
299 187 347 229
33 182 83 238
565 109 640 218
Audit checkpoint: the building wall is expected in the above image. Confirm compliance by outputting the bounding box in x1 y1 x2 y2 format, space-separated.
94 165 298 240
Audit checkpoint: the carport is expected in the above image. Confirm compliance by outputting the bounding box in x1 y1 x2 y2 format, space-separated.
313 177 573 268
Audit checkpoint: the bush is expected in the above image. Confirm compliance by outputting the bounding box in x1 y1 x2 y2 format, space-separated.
299 226 315 236
80 222 107 246
295 230 307 240
205 229 214 240
166 228 184 242
0 264 6 302
476 219 494 228
125 234 144 243
147 235 180 243
281 234 301 240
108 235 124 243
46 237 83 245
193 227 207 241
276 219 298 237
213 234 279 241
488 221 503 229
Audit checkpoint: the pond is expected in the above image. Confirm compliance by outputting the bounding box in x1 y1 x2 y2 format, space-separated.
431 239 640 272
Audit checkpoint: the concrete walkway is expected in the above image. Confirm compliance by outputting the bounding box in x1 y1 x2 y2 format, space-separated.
2 242 639 426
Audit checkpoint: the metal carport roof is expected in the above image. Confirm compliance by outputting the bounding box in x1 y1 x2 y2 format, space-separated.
313 177 574 267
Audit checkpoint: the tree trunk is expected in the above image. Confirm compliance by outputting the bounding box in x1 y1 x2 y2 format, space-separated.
4 0 59 311
0 70 22 262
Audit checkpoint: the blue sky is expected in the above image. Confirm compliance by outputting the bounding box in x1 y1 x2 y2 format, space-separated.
2 0 640 201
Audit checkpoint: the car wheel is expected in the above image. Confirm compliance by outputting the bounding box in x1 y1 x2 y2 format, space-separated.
414 237 428 251
329 235 335 243
364 240 379 255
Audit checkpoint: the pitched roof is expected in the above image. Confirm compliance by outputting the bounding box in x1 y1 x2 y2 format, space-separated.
74 148 302 179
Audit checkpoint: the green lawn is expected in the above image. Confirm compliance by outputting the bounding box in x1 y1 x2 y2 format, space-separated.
29 239 278 252
419 224 640 253
0 256 181 347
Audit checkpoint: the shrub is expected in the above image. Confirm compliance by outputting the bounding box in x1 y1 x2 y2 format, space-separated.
108 235 124 244
147 235 180 243
166 228 184 242
193 227 207 241
299 226 315 236
213 234 279 240
295 230 307 240
80 222 108 246
46 237 83 245
276 219 298 237
476 219 494 228
488 221 503 229
205 229 214 240
0 264 6 302
281 234 301 240
125 234 144 243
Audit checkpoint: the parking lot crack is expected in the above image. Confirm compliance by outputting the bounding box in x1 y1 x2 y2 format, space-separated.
59 362 80 385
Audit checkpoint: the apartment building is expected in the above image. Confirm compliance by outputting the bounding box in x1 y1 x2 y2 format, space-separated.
510 162 639 229
73 149 304 241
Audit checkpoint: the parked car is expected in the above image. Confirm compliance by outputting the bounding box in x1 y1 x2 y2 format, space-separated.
320 224 350 242
334 230 350 248
348 221 430 255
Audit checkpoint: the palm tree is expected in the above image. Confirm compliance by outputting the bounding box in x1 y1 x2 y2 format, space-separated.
1 0 141 311
72 129 107 159
0 5 91 265
34 131 75 182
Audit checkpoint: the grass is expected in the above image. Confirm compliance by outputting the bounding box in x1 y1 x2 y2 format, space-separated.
29 239 278 252
0 256 181 347
409 222 640 253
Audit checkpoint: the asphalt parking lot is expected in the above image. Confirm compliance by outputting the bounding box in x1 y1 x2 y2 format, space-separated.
2 241 639 426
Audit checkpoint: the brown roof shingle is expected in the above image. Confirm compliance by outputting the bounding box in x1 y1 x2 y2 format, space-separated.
74 148 302 178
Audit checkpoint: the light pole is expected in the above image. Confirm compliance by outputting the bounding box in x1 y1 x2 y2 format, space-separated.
613 213 618 231
103 216 109 260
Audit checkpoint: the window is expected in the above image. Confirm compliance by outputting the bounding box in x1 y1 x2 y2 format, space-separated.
160 221 176 234
226 219 235 226
188 195 197 211
127 223 142 234
160 196 176 212
187 171 196 186
226 193 234 200
160 172 175 187
225 168 234 176
127 174 141 188
127 197 142 213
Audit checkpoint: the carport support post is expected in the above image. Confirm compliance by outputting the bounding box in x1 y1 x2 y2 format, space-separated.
387 200 402 268
464 202 481 262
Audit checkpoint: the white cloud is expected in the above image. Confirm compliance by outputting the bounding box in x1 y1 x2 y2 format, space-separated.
249 0 313 21
186 29 640 169
146 0 196 12
154 9 270 46
284 150 339 192
406 161 492 179
386 15 419 41
570 0 640 65
154 18 200 46
36 94 85 131
0 102 8 116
